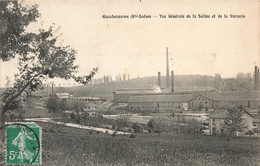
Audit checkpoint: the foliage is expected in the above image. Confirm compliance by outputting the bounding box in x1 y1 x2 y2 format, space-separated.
132 122 143 133
0 0 98 125
39 122 260 166
46 95 60 113
147 117 170 135
186 118 202 138
245 130 254 137
147 119 155 132
221 106 248 138
59 99 67 111
221 73 252 91
0 0 40 61
70 112 76 119
253 128 260 136
115 116 130 131
129 134 136 138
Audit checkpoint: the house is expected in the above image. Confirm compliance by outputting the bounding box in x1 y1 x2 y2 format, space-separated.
203 91 260 109
81 108 99 117
252 115 260 133
55 93 70 99
186 91 260 110
209 109 254 136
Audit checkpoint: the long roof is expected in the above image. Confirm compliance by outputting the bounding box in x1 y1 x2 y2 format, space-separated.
128 91 260 103
115 87 161 94
55 93 70 96
203 91 260 101
128 94 193 103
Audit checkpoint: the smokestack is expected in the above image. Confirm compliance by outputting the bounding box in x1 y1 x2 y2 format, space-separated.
158 72 161 88
166 47 169 88
256 67 259 90
171 70 174 93
254 66 257 90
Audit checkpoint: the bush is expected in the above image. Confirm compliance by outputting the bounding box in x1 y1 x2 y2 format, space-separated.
132 123 143 133
245 130 254 137
111 132 117 137
147 118 171 135
129 134 136 138
70 112 76 119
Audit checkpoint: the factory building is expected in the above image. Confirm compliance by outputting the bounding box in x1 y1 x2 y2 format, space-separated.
128 91 260 110
128 91 260 112
112 87 161 103
114 49 260 112
128 94 192 111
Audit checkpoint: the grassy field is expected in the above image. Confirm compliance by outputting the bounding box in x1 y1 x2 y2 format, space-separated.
36 122 260 166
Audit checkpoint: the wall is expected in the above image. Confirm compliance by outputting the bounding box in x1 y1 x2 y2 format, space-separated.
189 95 214 109
128 101 187 112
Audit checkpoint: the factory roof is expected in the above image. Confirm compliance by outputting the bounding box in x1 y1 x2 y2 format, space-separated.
128 94 193 103
202 91 260 101
128 91 260 103
115 87 161 94
55 93 70 99
56 92 70 96
161 86 218 93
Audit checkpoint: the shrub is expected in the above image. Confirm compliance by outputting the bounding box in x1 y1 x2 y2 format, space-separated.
129 134 136 138
147 118 171 135
132 123 143 133
245 130 254 137
111 132 117 137
70 112 76 119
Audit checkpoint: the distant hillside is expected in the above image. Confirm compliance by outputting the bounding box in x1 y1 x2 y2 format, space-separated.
1 73 255 100
47 75 216 99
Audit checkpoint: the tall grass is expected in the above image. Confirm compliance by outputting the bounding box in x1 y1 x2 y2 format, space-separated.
39 122 260 166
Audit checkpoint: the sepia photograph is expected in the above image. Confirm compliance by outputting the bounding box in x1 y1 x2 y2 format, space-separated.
0 0 260 165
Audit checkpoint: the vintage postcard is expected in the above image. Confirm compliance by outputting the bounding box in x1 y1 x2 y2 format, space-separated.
0 0 259 165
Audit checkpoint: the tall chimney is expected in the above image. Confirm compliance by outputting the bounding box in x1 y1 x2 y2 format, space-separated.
158 72 161 88
254 66 257 90
171 70 174 93
166 47 170 88
256 67 259 90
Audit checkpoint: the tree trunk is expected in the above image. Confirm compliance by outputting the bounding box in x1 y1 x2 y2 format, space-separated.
0 111 5 127
0 111 6 152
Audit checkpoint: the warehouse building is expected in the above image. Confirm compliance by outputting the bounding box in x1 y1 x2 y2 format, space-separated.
128 91 260 112
112 87 161 103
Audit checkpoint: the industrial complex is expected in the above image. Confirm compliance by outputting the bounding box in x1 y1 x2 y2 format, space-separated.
112 48 260 112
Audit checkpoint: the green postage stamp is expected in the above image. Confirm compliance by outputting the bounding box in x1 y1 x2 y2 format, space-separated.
5 123 42 164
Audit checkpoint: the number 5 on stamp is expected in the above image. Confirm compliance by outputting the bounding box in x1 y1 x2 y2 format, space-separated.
6 123 42 164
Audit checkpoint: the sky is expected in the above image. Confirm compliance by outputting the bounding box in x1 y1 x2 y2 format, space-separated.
0 0 259 87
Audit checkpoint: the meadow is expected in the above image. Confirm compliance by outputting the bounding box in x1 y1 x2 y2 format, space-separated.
39 122 260 166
